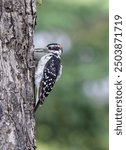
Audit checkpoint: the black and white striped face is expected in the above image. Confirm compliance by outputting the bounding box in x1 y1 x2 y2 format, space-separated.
46 43 63 56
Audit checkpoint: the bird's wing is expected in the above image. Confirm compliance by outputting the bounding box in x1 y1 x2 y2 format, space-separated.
38 55 61 104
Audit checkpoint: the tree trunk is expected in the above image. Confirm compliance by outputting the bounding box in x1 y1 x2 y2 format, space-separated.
0 0 36 149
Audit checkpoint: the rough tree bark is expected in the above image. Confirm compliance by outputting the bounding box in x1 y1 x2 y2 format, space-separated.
0 0 36 149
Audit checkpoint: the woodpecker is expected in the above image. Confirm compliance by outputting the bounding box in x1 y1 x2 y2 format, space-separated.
34 43 63 112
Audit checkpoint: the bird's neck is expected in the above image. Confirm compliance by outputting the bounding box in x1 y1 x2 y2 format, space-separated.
50 52 61 58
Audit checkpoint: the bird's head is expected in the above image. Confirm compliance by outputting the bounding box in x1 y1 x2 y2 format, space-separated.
34 43 63 60
46 43 63 56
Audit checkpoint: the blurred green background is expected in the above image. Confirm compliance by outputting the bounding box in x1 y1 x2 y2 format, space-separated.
34 0 108 150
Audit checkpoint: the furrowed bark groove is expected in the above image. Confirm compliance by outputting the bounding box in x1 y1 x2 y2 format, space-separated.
0 0 36 149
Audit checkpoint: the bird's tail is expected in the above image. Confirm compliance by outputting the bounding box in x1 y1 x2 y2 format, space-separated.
34 90 44 112
34 89 39 112
34 100 40 112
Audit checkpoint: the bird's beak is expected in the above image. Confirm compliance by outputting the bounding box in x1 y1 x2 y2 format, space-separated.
35 47 49 53
34 47 49 60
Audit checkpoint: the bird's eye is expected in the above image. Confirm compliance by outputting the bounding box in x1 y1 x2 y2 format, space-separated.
48 46 51 50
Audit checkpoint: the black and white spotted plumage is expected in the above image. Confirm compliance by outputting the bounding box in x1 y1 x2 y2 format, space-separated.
35 43 63 112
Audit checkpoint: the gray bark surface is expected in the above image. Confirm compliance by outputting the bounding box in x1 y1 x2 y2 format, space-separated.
0 0 36 149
